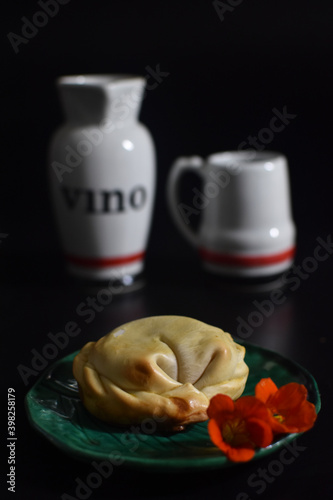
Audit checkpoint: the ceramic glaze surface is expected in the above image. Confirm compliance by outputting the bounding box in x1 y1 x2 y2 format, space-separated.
49 75 156 281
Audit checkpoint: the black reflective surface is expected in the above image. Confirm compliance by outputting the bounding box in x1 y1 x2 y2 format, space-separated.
2 249 333 499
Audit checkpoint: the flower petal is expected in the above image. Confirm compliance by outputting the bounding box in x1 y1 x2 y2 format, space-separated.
207 418 228 452
266 414 292 434
270 383 308 412
274 400 317 433
207 393 234 419
235 395 272 423
261 382 317 434
255 377 278 404
225 445 256 463
208 419 256 462
246 417 273 448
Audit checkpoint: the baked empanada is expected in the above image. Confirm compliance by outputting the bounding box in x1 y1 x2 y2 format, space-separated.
73 315 249 431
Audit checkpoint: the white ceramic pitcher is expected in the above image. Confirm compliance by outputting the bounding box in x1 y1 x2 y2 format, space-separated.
48 74 156 286
167 151 296 277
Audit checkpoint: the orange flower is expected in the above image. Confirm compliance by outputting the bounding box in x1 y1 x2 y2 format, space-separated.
207 394 273 462
255 378 317 434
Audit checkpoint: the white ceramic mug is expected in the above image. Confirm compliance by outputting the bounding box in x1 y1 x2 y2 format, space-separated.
167 151 296 277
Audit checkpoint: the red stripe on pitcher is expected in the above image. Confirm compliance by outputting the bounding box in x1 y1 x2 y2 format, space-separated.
65 252 145 268
199 247 296 267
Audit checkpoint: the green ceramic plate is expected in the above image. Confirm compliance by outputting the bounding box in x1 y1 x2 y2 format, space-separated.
25 343 321 471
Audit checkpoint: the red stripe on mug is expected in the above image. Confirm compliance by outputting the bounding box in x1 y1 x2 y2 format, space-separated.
199 247 296 267
65 252 145 268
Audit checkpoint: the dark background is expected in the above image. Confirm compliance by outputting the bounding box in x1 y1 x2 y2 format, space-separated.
1 0 332 265
1 1 333 499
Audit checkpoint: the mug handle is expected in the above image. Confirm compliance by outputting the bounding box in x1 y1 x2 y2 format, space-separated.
166 156 204 248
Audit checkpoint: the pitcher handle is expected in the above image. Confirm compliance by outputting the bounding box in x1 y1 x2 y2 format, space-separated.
166 156 204 248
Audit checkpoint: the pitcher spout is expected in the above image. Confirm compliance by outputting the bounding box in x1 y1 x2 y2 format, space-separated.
56 74 146 126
